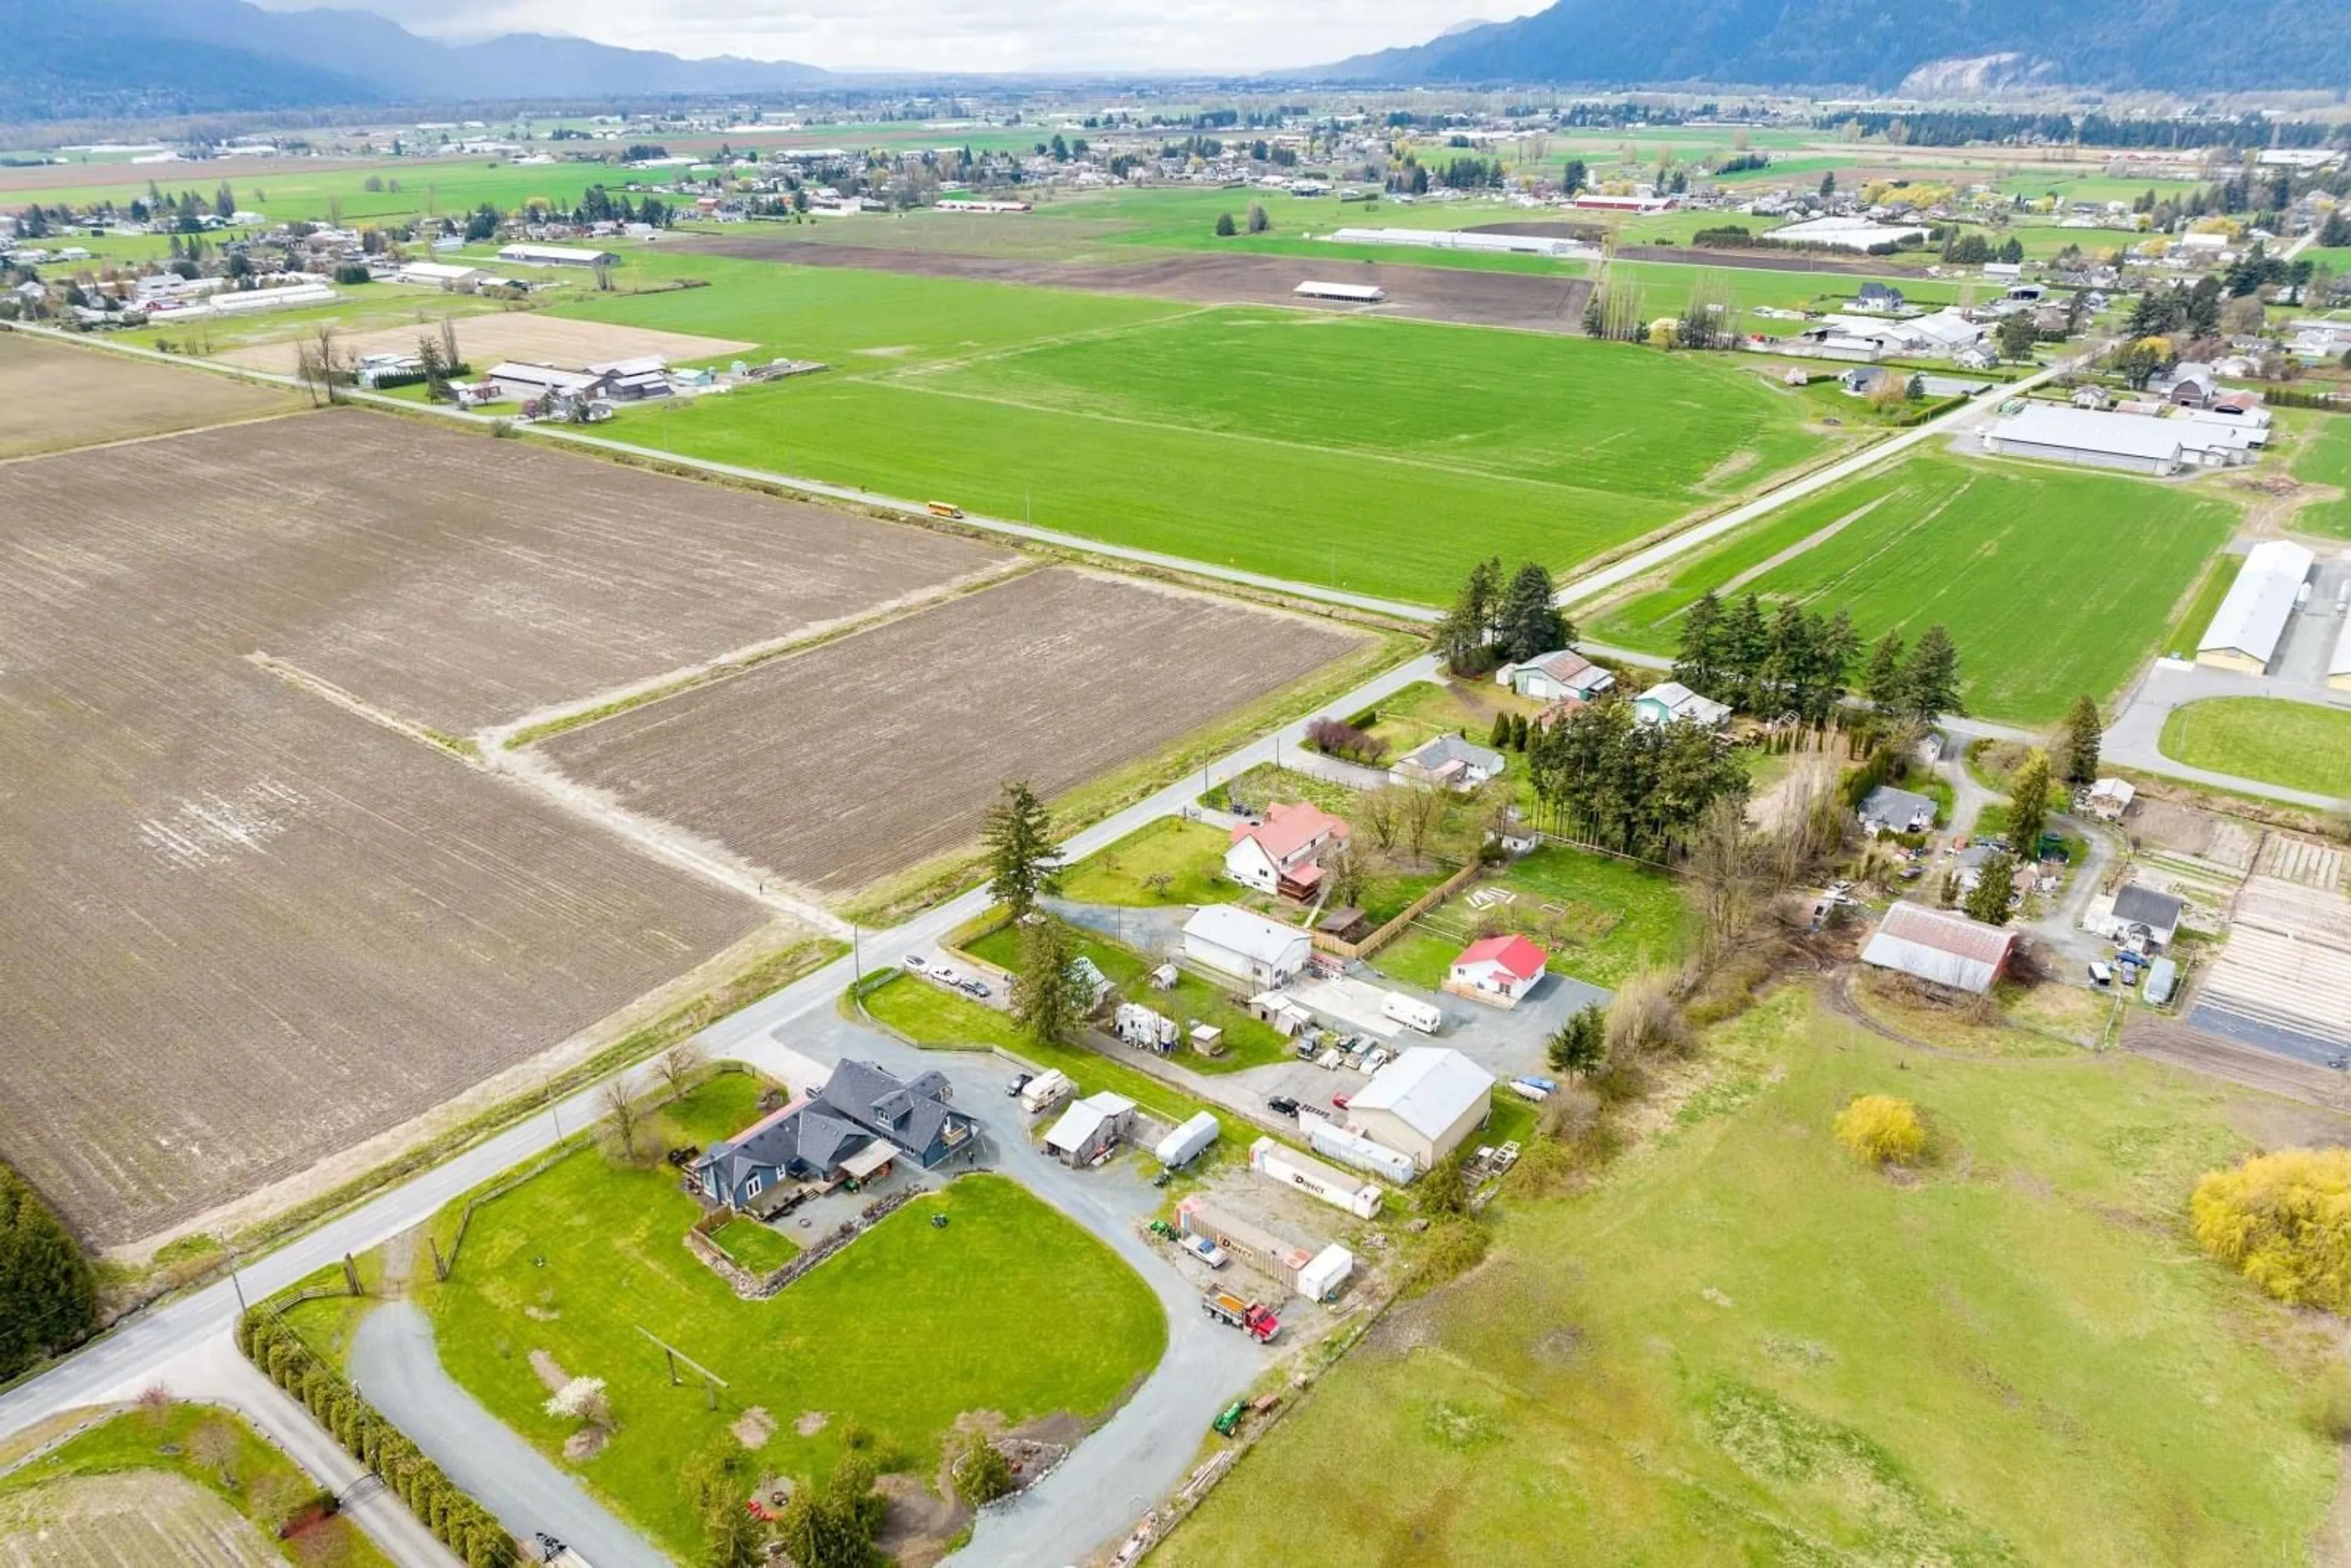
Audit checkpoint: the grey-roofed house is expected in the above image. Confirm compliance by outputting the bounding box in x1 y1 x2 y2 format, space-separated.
1390 733 1506 791
692 1059 974 1214
2096 883 2185 951
1858 785 1937 836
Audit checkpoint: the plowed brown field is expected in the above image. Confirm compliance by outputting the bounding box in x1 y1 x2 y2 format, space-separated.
538 568 1369 895
0 332 299 457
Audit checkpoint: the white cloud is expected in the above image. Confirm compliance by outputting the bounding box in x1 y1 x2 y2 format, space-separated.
251 0 1543 72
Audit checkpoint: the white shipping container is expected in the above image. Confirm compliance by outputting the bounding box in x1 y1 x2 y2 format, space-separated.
1155 1111 1221 1168
1249 1138 1384 1218
1297 1243 1355 1303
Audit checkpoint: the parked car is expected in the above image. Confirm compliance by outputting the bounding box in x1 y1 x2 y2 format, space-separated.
902 953 926 970
1007 1073 1032 1098
1362 1047 1390 1072
1265 1095 1300 1116
1330 1092 1352 1111
2088 960 2113 988
1182 1234 1229 1269
961 978 992 999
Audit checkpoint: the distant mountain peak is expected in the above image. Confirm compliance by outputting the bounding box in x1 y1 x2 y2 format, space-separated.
1311 0 2351 92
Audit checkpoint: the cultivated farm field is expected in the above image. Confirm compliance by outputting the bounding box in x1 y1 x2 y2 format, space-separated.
1160 988 2342 1567
0 329 299 456
6 410 1013 735
536 567 1370 895
569 256 1837 604
211 312 756 377
1587 453 2240 723
0 406 1041 1244
2289 411 2351 539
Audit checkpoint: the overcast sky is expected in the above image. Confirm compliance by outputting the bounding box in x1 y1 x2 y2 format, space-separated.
252 0 1541 73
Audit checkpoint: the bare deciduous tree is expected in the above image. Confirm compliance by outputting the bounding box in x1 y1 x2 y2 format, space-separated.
656 1043 704 1103
602 1079 642 1157
1358 786 1404 854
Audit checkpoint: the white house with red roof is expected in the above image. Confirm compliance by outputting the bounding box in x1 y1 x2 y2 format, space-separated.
1226 800 1351 901
1445 934 1550 1008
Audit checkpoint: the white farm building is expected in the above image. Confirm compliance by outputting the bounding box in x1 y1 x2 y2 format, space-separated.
496 243 618 268
1343 1046 1495 1169
2197 540 2313 674
1293 280 1386 304
1182 906 1311 989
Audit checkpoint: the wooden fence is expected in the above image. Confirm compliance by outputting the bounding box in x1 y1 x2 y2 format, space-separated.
1311 860 1484 962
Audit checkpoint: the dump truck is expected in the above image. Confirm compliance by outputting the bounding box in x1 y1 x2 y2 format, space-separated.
1201 1288 1281 1343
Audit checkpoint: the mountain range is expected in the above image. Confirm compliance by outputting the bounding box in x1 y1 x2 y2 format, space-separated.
1316 0 2351 93
2 0 825 122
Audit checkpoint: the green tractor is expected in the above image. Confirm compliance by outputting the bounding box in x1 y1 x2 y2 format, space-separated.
1212 1400 1247 1438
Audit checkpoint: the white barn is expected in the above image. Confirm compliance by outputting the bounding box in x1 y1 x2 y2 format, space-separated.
1344 1047 1495 1169
2198 540 2313 675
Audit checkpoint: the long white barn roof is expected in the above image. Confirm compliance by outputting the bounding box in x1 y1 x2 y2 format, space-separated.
2201 539 2314 664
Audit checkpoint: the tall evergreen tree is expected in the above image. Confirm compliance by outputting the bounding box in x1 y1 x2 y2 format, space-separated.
1493 561 1568 664
1434 556 1502 672
1547 1003 1608 1081
2008 750 2053 857
1011 918 1085 1047
981 781 1062 918
1896 625 1965 721
1717 594 1771 709
1864 629 1907 710
1673 590 1726 696
0 1165 97 1379
1965 850 2019 926
2060 695 2102 785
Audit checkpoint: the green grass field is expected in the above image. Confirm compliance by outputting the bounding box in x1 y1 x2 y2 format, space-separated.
2289 412 2351 539
1587 453 2240 723
1059 818 1232 907
1158 987 2339 1567
861 972 1209 1125
580 263 1834 604
1374 844 1688 994
0 1401 392 1568
408 1081 1163 1557
2159 699 2351 797
962 919 1293 1073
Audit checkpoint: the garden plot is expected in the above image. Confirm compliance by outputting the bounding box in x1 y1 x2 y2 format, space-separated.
534 568 1369 896
0 410 1012 735
0 331 299 457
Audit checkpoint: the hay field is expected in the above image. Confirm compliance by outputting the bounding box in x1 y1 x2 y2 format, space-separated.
210 313 756 377
6 411 1012 734
1586 454 2238 723
537 568 1369 894
0 331 299 457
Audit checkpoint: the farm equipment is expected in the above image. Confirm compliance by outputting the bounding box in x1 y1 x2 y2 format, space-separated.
1148 1218 1179 1241
1212 1401 1247 1437
1202 1289 1281 1343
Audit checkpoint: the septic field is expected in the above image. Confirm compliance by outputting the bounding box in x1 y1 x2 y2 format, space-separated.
534 567 1372 896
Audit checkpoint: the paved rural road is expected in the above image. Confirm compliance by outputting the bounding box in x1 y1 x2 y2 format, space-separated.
2103 661 2349 810
348 1304 666 1568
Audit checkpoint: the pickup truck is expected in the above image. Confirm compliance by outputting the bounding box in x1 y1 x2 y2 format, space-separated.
1201 1289 1281 1343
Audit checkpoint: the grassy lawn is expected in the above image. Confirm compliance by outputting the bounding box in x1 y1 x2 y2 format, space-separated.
1586 452 2240 724
2162 550 2246 660
964 920 1294 1074
411 1095 1163 1558
0 1401 392 1568
1158 987 2339 1567
1373 845 1687 994
2159 698 2351 797
2289 411 2351 539
1059 817 1231 907
710 1215 798 1274
860 972 1208 1124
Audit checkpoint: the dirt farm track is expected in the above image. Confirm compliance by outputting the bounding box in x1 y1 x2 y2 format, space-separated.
0 402 1021 1246
679 233 1594 333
